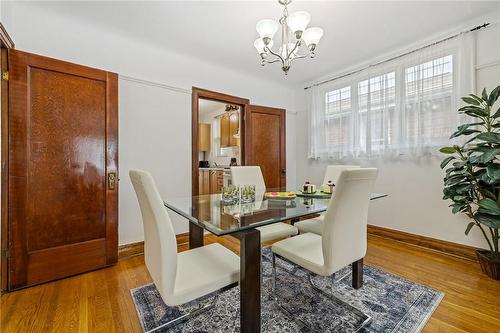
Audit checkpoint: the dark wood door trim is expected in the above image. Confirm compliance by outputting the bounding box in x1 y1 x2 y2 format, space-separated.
0 23 14 49
0 21 13 293
105 72 119 264
191 87 249 196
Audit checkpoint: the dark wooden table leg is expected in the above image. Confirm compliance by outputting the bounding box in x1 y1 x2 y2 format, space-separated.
352 258 363 289
189 223 204 249
237 228 261 333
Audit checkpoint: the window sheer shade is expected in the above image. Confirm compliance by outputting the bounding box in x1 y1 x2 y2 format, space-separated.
308 33 475 160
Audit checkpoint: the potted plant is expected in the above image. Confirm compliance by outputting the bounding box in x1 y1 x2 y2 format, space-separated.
440 85 500 280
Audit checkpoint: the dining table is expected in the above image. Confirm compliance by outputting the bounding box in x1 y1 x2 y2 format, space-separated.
164 190 387 333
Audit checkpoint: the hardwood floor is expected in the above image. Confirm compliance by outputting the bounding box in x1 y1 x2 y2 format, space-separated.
1 234 499 333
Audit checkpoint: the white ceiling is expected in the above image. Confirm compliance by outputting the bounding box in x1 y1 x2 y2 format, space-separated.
37 1 499 85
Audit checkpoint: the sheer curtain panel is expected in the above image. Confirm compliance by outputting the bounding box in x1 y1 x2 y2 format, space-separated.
308 33 475 160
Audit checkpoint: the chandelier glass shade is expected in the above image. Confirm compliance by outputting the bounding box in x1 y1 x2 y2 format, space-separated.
254 0 323 75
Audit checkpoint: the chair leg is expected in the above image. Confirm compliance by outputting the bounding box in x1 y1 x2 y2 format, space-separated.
308 274 372 332
352 258 363 289
271 252 277 300
145 295 219 333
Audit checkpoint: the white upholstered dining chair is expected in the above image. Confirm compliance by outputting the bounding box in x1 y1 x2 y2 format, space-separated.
129 170 240 331
231 166 298 243
294 164 360 235
271 168 378 331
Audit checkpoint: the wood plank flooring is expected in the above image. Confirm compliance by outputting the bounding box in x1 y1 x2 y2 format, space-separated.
1 234 499 333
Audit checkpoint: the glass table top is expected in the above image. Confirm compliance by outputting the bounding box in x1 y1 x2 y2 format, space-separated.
164 191 387 236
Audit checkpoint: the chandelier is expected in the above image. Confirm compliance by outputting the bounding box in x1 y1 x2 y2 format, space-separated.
254 0 323 75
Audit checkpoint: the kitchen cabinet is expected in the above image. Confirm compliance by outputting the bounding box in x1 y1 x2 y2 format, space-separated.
199 169 223 195
198 123 211 152
210 170 224 194
220 112 239 148
220 114 230 148
229 112 239 146
199 169 210 195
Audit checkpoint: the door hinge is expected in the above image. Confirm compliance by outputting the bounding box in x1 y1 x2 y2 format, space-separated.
1 71 8 81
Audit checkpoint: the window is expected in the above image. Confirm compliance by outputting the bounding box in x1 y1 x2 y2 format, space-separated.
405 55 454 145
358 72 396 152
309 40 473 160
324 86 351 150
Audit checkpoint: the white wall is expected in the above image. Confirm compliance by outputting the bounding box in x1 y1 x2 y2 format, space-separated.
3 2 297 245
294 22 500 249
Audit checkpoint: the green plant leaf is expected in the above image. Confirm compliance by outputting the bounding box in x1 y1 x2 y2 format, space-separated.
452 204 467 214
482 88 488 101
475 213 500 229
459 106 483 112
440 156 455 169
448 183 473 194
450 129 481 139
445 177 467 186
486 164 500 179
470 94 484 103
452 161 466 168
439 147 456 154
478 198 500 215
470 144 495 153
478 188 497 200
463 108 488 118
477 149 500 163
493 107 500 118
462 96 481 105
476 132 500 143
488 85 500 107
465 222 475 235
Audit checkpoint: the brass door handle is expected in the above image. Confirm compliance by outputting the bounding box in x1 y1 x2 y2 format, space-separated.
108 172 117 190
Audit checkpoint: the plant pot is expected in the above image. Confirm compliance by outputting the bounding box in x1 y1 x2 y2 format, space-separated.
476 250 500 280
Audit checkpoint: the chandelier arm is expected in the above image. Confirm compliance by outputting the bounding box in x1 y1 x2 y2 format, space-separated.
292 53 310 60
263 58 283 64
287 40 301 59
265 46 285 66
288 54 310 65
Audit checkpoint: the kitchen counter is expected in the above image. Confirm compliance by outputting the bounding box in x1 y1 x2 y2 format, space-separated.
199 167 231 171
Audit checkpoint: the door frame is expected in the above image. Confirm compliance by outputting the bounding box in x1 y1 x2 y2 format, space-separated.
0 22 14 293
191 87 249 196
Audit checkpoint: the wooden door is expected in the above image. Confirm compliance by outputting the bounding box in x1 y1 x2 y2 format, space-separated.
244 105 286 190
7 50 118 290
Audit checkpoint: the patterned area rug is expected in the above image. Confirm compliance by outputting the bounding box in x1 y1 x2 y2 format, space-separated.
131 247 443 332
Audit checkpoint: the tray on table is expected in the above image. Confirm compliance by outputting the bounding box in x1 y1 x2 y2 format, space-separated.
295 190 332 199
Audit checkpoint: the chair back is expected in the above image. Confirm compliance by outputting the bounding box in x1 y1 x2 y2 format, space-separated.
129 170 177 300
323 165 360 185
231 166 266 193
322 168 378 274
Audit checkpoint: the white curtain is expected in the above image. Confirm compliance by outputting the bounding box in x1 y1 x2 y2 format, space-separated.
308 32 475 160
